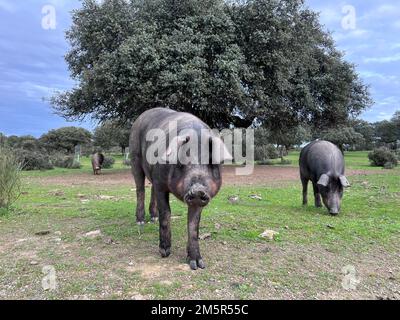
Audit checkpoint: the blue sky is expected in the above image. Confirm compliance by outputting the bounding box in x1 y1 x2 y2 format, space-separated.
0 0 399 137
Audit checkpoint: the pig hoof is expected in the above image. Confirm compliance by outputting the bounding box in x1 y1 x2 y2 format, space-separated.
137 221 145 226
150 217 159 223
197 259 206 269
189 259 206 270
159 247 171 258
189 260 198 270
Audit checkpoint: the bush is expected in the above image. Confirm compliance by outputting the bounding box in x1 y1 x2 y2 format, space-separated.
15 149 53 171
258 159 275 165
0 147 22 210
102 156 115 169
368 148 398 167
384 162 396 170
280 159 292 165
254 144 279 161
52 154 81 169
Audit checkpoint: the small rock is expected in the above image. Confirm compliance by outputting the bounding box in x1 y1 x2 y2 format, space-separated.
215 223 222 230
327 224 335 230
104 237 115 245
49 191 64 197
260 229 279 241
250 194 262 200
54 231 62 236
98 195 115 200
30 261 39 266
51 238 62 243
35 230 51 236
84 230 102 239
199 233 212 241
132 294 145 300
228 196 239 204
284 226 290 230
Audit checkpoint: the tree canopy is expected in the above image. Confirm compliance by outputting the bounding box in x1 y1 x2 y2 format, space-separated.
52 0 371 131
40 127 93 154
93 121 131 153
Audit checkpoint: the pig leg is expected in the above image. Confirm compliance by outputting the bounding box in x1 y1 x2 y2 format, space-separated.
301 176 308 205
132 159 146 225
156 189 171 258
187 206 205 270
149 185 159 223
312 182 322 208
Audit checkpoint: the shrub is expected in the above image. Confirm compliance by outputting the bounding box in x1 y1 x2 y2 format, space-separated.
15 149 53 171
280 159 292 165
0 147 22 210
258 159 275 165
254 144 279 161
384 162 396 170
52 154 81 169
102 156 115 169
368 148 398 167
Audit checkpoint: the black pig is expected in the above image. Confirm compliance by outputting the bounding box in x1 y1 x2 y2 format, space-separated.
130 108 231 270
299 140 350 215
92 152 105 175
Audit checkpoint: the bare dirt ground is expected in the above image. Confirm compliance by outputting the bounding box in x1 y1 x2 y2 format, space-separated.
33 166 380 187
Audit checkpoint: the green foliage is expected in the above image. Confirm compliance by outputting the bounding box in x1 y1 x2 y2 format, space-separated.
93 121 131 153
351 119 375 150
40 127 92 154
318 127 365 151
15 149 54 171
280 159 292 165
52 154 81 169
0 147 22 210
102 156 115 169
374 120 399 145
254 144 279 161
52 0 371 132
383 162 396 170
368 148 398 167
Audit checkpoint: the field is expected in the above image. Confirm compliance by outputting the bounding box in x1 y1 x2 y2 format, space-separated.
0 152 399 300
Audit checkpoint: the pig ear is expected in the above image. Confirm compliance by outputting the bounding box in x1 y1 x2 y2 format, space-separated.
317 174 330 187
161 135 190 162
339 175 350 188
210 137 233 164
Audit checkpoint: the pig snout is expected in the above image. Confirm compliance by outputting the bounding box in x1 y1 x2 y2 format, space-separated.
327 194 341 216
184 184 210 207
329 207 340 216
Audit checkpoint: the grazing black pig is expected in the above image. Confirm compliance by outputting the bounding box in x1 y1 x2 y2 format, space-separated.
92 152 105 175
130 108 231 270
299 140 350 215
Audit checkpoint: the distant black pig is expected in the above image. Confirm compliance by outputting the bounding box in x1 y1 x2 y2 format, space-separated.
299 140 350 215
130 108 231 270
92 152 104 175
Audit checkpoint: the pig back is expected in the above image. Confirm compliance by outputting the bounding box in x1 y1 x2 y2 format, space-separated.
301 140 345 178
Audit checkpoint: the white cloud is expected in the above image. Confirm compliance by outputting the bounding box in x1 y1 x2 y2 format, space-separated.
364 53 400 64
333 29 370 41
0 0 16 12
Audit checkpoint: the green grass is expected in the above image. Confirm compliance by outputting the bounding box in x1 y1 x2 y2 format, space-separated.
260 151 383 170
0 151 399 300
